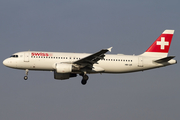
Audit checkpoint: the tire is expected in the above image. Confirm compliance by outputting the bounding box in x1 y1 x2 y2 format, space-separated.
83 75 89 80
81 79 87 85
24 76 28 80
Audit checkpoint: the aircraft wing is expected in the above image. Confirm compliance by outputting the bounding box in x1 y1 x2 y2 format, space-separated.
73 47 112 67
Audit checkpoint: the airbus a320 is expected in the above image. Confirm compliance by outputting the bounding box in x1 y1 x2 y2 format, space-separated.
3 30 177 85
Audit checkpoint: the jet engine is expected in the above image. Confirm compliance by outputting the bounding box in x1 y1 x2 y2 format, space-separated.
54 63 76 80
54 71 77 80
55 63 72 73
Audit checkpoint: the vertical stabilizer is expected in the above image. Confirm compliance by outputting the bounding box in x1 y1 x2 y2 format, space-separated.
141 29 174 57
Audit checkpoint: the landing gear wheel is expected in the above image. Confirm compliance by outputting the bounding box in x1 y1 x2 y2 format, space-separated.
81 79 87 85
83 74 89 80
81 75 89 85
24 76 28 80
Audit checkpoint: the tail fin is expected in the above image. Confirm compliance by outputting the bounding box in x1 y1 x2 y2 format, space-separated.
141 29 174 57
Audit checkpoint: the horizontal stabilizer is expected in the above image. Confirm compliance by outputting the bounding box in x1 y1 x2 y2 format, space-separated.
154 56 175 63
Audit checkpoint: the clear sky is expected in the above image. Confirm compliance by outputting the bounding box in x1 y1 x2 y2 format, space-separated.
1 0 180 120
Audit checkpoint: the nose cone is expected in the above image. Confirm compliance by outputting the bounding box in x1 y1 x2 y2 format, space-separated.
3 59 8 66
3 58 16 68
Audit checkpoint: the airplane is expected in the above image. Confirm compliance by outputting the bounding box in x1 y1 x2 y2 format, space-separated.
3 29 177 85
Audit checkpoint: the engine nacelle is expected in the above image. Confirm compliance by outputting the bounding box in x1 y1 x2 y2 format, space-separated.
55 63 72 73
54 71 77 80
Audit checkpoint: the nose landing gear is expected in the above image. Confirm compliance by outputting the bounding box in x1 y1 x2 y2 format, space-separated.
24 69 28 80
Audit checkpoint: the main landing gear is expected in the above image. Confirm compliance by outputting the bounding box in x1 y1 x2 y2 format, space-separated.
24 69 28 80
80 72 89 85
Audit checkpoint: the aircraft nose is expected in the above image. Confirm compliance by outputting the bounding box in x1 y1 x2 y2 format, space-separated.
3 59 8 66
3 58 16 68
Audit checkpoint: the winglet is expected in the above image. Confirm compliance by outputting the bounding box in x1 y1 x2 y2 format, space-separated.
107 47 113 52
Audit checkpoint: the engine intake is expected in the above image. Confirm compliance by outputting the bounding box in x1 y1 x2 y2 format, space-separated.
54 63 77 80
56 63 72 73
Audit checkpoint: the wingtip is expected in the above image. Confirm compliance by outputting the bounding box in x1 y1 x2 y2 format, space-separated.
107 47 113 52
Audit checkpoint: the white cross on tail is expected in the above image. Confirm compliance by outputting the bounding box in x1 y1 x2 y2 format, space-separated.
156 37 169 50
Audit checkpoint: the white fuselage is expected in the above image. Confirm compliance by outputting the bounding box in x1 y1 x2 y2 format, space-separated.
2 30 176 85
3 51 176 74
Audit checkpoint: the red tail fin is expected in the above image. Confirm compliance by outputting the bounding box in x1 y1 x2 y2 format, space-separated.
141 30 174 57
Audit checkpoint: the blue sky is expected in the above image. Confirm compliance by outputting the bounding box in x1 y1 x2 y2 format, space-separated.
1 1 180 120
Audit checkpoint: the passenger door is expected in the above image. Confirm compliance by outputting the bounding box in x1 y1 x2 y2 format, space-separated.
24 52 29 62
138 57 143 67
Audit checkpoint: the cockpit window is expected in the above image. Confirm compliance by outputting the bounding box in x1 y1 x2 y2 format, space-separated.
10 55 18 58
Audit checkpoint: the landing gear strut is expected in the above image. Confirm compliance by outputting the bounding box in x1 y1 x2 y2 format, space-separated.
80 72 89 85
24 69 28 80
